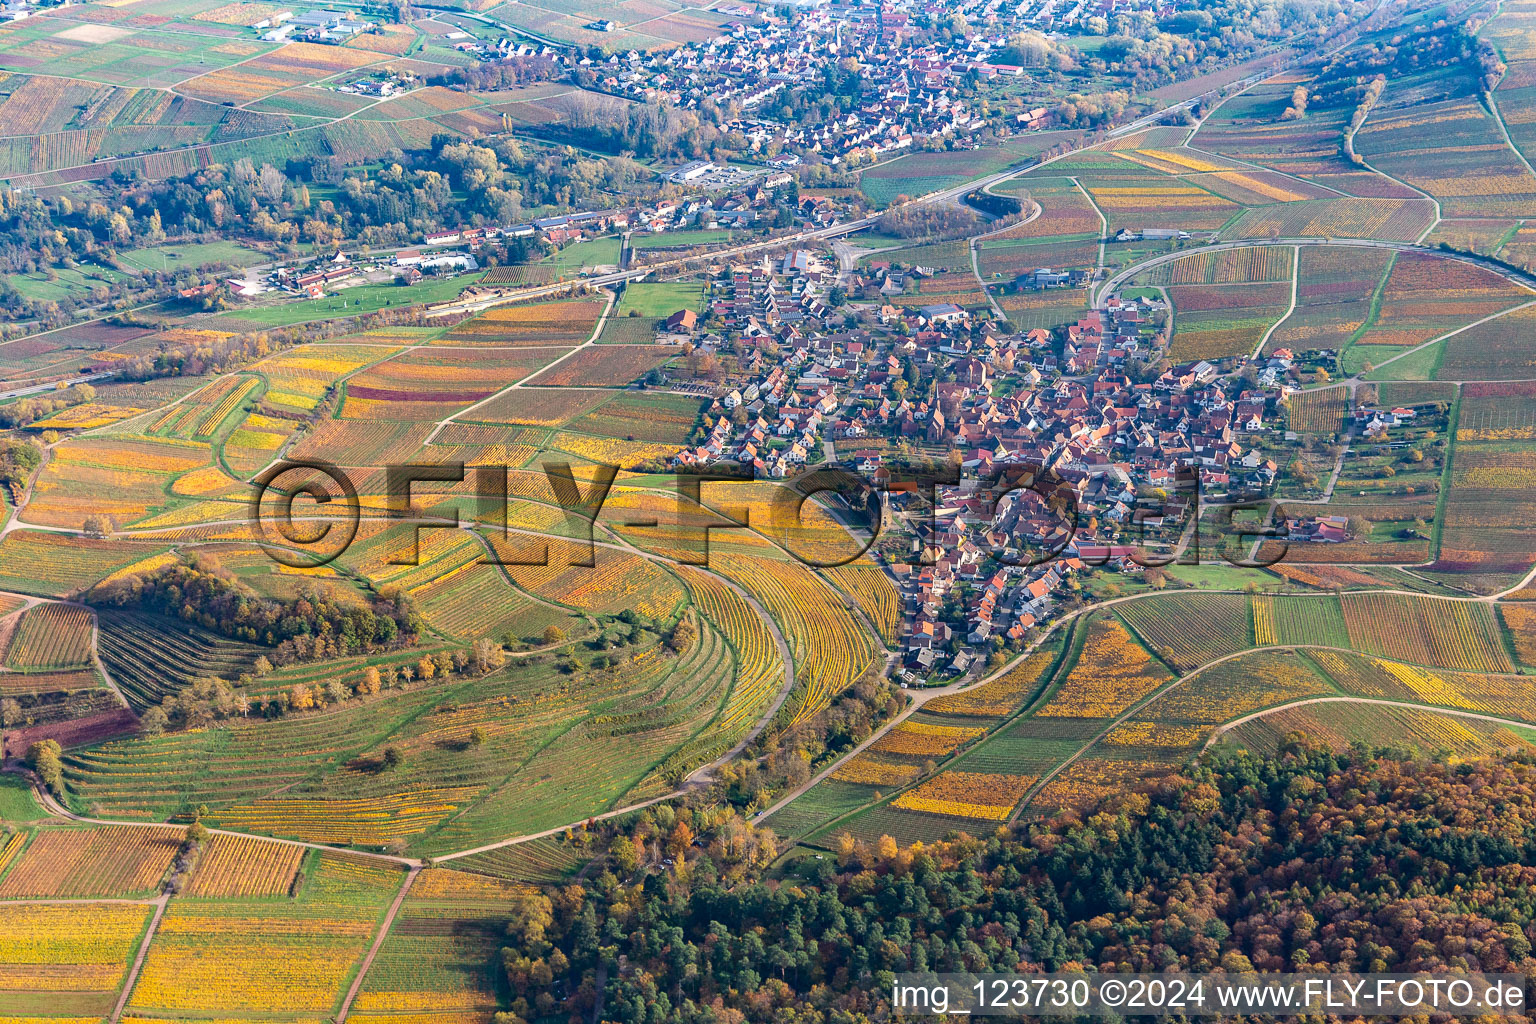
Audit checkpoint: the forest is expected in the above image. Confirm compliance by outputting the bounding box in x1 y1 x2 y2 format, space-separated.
498 744 1536 1024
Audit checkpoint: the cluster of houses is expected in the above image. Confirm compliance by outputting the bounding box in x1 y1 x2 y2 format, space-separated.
653 237 1339 675
1355 404 1418 437
589 3 1069 166
894 552 1079 676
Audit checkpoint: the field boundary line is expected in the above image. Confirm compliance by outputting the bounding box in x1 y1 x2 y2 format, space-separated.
1477 1 1536 183
12 772 421 866
1096 238 1536 314
12 579 1536 862
335 864 419 1024
970 200 1039 320
109 891 168 1024
1346 83 1443 242
432 556 802 863
421 287 616 447
1012 624 1536 821
1363 297 1536 376
757 605 1086 824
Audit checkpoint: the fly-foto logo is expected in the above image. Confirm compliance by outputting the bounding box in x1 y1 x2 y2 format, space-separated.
246 458 1292 570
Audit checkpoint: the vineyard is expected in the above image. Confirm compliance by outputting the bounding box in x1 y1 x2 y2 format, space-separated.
250 342 390 412
1220 198 1434 241
1338 593 1513 672
1031 756 1171 814
1036 615 1173 719
1266 245 1394 353
831 751 924 787
1285 387 1350 433
1307 649 1536 721
871 720 984 758
504 551 685 618
128 855 405 1017
1437 384 1536 577
989 177 1100 240
3 603 93 670
679 566 783 729
713 554 878 724
0 902 151 1018
413 617 736 844
1114 593 1253 670
196 377 261 438
344 350 558 420
290 419 436 466
926 644 1060 717
1133 246 1294 285
890 771 1033 821
1083 181 1238 233
353 867 532 1015
24 432 217 531
443 298 605 345
0 826 179 898
1137 650 1332 730
1165 281 1293 360
1226 702 1536 758
61 618 739 853
59 683 482 822
96 610 264 712
1355 97 1536 218
6 6 1536 1010
183 833 305 898
821 562 902 645
1352 252 1531 348
549 432 678 468
412 565 577 645
0 531 167 597
210 789 481 846
1501 602 1536 665
449 835 590 884
525 345 670 387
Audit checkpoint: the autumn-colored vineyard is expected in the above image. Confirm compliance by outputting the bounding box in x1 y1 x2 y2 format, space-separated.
714 554 878 724
1038 615 1172 718
184 833 305 898
679 566 783 728
0 826 179 898
892 771 1034 821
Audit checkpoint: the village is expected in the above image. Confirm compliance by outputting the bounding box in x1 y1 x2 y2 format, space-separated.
594 3 1066 167
626 233 1366 683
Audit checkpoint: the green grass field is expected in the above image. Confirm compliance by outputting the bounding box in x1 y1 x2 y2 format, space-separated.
543 237 622 271
8 265 128 302
616 281 706 318
117 241 268 273
0 775 44 822
628 230 733 249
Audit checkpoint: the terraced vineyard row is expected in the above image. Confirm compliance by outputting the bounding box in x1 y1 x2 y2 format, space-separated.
96 610 264 710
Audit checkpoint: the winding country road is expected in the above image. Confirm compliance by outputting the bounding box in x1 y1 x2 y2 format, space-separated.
1201 694 1536 751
